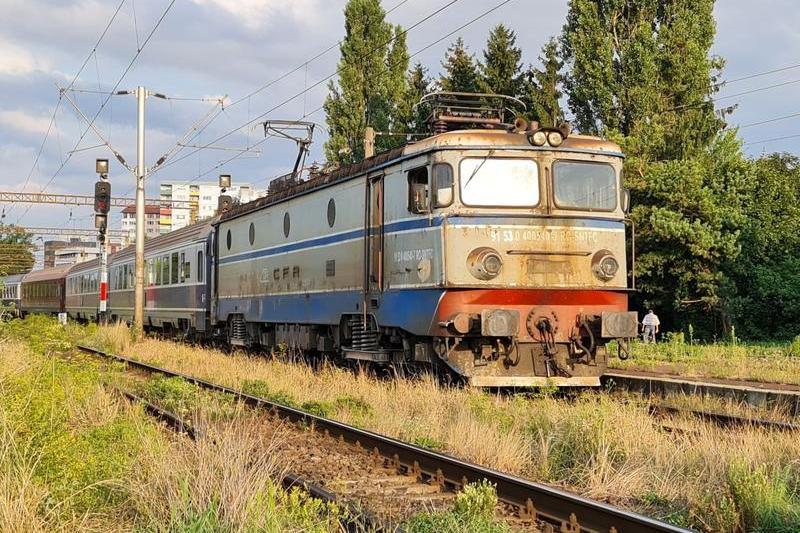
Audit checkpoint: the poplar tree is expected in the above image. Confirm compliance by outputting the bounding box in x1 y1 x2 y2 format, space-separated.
521 37 565 127
440 38 479 93
479 24 523 97
561 0 724 161
560 0 741 335
324 0 409 163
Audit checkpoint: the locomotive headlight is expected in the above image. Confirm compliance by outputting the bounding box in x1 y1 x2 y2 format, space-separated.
529 130 547 146
591 249 619 281
546 130 564 147
467 247 504 280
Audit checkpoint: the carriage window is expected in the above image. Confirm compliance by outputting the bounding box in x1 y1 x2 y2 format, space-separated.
460 158 539 207
162 256 170 285
553 161 617 211
197 251 204 283
407 167 429 213
171 253 179 284
147 259 154 285
155 258 162 285
433 164 453 207
180 252 190 282
127 265 134 289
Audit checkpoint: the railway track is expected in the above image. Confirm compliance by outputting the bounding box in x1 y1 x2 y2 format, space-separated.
78 344 689 533
110 387 396 532
603 369 800 416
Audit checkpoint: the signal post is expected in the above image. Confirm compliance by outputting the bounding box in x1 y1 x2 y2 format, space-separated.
94 159 111 324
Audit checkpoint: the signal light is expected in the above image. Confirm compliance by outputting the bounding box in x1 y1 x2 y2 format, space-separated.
94 180 111 215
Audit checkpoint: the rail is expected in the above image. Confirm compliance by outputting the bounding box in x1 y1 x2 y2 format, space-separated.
78 344 691 533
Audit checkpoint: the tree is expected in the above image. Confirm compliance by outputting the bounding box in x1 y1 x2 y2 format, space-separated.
726 153 800 339
0 225 35 275
521 37 565 127
561 0 724 162
440 38 479 93
324 0 409 163
479 24 522 97
400 62 433 134
627 131 750 335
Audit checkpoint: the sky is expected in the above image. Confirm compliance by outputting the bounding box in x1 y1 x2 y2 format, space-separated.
1 0 799 235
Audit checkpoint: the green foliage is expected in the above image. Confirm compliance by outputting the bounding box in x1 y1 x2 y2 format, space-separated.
627 131 750 332
0 223 35 275
727 464 800 532
324 0 409 163
404 481 511 533
0 347 160 517
521 37 565 127
440 37 479 93
240 379 300 408
561 0 724 161
0 313 91 354
412 435 445 451
478 25 523 97
138 375 236 420
400 62 433 134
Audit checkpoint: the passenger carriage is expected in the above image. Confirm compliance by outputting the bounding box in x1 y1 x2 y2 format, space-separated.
107 220 213 337
20 265 71 316
0 274 24 317
65 259 100 322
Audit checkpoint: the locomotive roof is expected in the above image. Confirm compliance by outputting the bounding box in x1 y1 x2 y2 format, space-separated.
112 217 216 262
220 129 623 222
22 264 73 283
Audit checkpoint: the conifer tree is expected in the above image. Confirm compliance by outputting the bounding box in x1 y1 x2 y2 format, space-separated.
400 62 432 134
324 0 409 163
440 38 479 93
479 24 522 97
521 37 564 127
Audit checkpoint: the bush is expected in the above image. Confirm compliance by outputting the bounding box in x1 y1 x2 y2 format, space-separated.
404 481 510 533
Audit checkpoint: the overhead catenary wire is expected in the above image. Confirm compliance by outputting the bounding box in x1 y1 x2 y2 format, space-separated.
155 0 470 176
17 0 178 224
173 0 413 155
11 0 127 217
185 0 519 184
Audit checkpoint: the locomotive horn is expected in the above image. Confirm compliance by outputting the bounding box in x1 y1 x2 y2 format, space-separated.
512 116 528 133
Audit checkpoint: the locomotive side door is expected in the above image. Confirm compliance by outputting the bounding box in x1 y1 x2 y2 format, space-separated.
364 173 385 301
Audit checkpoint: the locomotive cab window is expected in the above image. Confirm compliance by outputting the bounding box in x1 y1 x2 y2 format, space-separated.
407 166 429 213
553 161 617 211
432 163 453 207
460 158 539 207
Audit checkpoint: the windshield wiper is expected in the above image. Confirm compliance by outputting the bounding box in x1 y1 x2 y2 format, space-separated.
463 150 495 189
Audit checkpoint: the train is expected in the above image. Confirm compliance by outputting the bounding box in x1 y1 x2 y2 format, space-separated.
3 94 639 387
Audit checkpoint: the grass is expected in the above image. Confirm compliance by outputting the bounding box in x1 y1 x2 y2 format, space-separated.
87 323 800 533
610 335 800 385
0 317 354 532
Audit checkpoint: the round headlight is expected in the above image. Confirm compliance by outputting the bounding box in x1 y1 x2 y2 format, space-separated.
591 250 619 281
467 247 503 280
529 131 547 146
546 130 564 147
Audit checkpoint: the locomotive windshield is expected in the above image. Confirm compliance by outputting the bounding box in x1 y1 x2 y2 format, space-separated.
459 158 539 207
553 161 617 210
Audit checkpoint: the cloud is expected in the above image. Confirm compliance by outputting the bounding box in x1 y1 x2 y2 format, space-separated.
0 109 54 137
190 0 325 30
0 40 49 76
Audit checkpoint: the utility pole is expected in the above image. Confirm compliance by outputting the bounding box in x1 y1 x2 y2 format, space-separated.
364 126 375 158
134 86 146 340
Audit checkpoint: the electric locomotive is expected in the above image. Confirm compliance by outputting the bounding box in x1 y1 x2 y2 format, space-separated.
214 93 637 386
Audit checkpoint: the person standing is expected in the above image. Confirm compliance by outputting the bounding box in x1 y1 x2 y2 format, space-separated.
641 309 660 343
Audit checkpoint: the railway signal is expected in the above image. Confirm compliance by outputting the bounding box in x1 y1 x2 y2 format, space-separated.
95 158 110 324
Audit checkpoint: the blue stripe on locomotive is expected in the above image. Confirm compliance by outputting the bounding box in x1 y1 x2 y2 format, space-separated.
218 216 624 266
217 289 445 336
